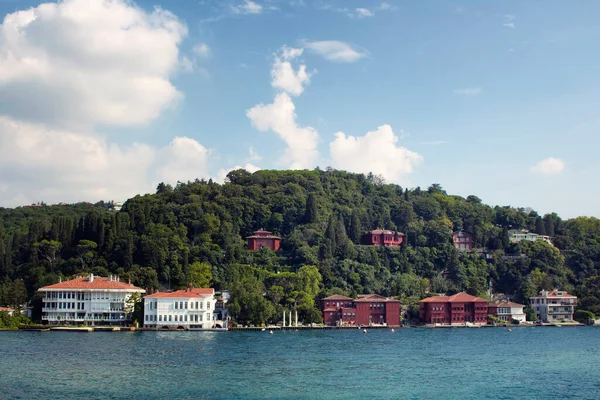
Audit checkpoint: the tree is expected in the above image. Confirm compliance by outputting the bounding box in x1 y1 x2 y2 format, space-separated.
76 240 98 270
10 279 28 309
304 193 318 224
185 261 213 288
348 210 362 244
34 240 62 273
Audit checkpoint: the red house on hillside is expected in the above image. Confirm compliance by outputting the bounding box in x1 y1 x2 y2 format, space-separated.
452 231 473 251
322 294 401 327
361 229 404 247
247 229 281 251
419 292 488 325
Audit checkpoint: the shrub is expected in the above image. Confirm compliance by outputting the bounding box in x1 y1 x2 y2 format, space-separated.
574 310 595 322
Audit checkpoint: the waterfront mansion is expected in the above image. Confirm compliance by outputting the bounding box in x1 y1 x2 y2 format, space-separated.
39 274 145 326
143 285 218 329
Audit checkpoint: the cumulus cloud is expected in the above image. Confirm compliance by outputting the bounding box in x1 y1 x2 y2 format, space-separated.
329 124 423 183
454 87 483 96
303 40 366 63
247 93 318 169
155 137 211 184
0 117 156 205
231 0 262 15
530 157 565 176
0 0 187 127
0 0 223 206
270 46 312 96
354 8 374 18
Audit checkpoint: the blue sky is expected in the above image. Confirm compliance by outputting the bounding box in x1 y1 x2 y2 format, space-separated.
0 0 598 218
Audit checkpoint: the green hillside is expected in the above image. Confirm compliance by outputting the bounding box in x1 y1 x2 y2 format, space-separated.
1 168 600 324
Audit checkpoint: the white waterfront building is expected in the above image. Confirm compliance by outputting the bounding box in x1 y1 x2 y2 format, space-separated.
530 289 577 323
39 274 145 326
508 229 553 245
143 286 218 330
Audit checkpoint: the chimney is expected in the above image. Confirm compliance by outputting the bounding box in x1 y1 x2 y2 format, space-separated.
59 276 62 283
188 282 193 292
89 273 94 283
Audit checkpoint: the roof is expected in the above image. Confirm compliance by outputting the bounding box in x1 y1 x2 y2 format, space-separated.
322 295 353 301
354 294 399 303
145 288 215 299
420 292 488 303
0 307 14 312
489 301 525 308
365 229 404 236
546 290 575 297
247 229 281 239
39 276 144 292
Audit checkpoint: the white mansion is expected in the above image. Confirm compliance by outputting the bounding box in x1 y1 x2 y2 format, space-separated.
39 274 145 325
530 289 577 323
144 286 218 330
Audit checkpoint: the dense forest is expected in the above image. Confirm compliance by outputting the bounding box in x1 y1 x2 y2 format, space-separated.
1 168 600 324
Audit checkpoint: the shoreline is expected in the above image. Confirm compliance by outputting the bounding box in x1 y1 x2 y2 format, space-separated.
1 323 590 332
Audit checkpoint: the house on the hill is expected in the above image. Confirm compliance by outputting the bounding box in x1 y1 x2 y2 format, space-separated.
488 300 526 323
361 229 404 247
246 229 281 251
452 231 473 251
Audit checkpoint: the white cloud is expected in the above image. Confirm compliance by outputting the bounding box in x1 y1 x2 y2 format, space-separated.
0 117 156 205
270 46 312 96
503 14 515 28
231 0 263 15
0 0 187 127
216 162 261 182
156 137 211 184
193 43 211 57
0 117 217 206
378 2 395 11
530 157 565 176
454 87 483 96
303 40 366 63
354 8 374 18
247 93 318 169
329 124 423 183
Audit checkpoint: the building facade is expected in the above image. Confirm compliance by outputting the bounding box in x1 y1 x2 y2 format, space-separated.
508 229 552 245
419 292 489 325
247 229 281 251
530 290 577 323
322 294 401 327
452 231 473 251
488 301 526 323
39 275 145 326
361 229 404 247
144 286 217 329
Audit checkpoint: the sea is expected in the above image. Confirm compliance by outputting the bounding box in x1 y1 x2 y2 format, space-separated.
1 327 599 400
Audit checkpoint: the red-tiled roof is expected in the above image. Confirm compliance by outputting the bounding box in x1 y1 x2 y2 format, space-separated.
355 294 399 303
420 292 487 303
322 295 353 301
0 307 14 312
146 288 214 298
366 229 404 236
546 290 575 297
247 229 281 239
39 276 144 292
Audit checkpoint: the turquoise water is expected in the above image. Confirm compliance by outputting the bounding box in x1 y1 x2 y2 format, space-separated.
1 327 599 399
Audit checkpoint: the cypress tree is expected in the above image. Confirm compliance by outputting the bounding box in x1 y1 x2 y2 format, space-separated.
304 193 318 224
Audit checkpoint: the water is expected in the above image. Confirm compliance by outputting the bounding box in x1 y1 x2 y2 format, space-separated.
1 327 599 399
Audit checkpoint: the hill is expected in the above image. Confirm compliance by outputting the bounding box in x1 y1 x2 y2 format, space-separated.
1 168 600 324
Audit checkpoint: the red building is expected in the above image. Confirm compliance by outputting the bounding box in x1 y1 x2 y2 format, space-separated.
361 229 404 247
322 294 401 327
452 231 473 251
419 292 488 325
246 229 281 251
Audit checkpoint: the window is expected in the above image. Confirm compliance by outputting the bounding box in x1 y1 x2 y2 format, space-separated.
207 302 211 310
175 302 178 309
180 302 183 309
195 302 199 309
185 302 188 309
168 315 172 322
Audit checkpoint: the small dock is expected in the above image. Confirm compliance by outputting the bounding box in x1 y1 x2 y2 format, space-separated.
230 325 400 331
50 327 94 332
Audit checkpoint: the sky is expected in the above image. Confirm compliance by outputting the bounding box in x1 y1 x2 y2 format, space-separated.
0 0 599 218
